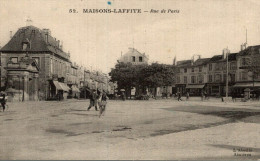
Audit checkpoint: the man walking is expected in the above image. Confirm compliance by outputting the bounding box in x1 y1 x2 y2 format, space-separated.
87 90 98 111
177 92 182 101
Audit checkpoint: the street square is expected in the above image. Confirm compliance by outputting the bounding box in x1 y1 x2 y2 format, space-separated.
0 99 259 160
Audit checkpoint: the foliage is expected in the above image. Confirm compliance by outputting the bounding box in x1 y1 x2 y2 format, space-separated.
109 62 176 90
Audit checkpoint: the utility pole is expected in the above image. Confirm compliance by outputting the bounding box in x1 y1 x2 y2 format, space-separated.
84 70 86 99
224 47 230 98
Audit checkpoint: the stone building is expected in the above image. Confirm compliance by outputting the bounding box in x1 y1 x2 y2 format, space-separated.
4 54 39 101
174 45 260 97
0 25 71 101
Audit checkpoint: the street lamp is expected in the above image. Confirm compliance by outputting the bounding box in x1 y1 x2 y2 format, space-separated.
223 47 230 98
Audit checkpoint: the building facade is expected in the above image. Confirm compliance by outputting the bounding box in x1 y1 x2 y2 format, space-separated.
175 45 260 97
118 48 149 65
0 25 113 101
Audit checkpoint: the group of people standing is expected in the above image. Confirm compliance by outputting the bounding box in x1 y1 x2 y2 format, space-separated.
87 89 108 117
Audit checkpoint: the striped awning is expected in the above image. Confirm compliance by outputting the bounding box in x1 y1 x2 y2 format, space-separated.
71 85 80 92
53 81 70 92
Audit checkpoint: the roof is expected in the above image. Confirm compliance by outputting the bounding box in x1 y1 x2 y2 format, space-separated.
121 48 149 60
0 25 70 60
193 58 211 66
237 45 260 56
176 60 192 67
209 55 223 62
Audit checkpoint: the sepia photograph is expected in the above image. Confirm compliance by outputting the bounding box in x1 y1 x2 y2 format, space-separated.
0 0 260 160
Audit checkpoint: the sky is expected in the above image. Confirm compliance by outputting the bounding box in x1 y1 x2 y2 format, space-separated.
1 0 260 73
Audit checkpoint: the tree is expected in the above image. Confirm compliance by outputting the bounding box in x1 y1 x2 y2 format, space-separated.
109 62 176 97
141 63 176 88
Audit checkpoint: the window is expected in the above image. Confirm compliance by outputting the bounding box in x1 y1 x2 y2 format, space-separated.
241 58 251 66
198 75 203 83
176 76 180 83
132 56 135 62
215 63 221 71
50 59 53 74
11 57 18 63
22 43 28 51
32 57 40 66
214 74 222 82
230 62 237 70
241 72 248 81
191 76 196 83
139 56 143 62
209 75 213 82
191 68 194 72
184 76 187 83
199 66 202 72
184 68 187 73
209 64 212 71
230 74 235 82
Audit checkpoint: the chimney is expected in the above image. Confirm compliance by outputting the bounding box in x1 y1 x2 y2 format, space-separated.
241 44 244 51
45 34 48 43
42 28 51 36
222 49 225 59
26 17 33 26
57 40 60 48
60 41 63 50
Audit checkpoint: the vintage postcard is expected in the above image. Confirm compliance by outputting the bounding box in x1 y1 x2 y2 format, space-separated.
0 0 260 160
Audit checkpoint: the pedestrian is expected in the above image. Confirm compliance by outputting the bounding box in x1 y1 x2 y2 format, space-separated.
0 92 7 112
186 92 189 101
231 91 236 102
122 91 126 101
201 91 204 101
177 92 182 101
98 91 109 117
204 91 208 100
87 90 99 111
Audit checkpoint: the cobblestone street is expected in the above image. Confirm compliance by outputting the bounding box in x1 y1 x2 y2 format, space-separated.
0 99 259 160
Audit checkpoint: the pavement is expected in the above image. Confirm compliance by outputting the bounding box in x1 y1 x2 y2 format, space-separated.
0 98 259 160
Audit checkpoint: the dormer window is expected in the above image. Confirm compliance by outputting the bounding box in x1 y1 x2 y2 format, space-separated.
11 57 18 63
22 43 28 51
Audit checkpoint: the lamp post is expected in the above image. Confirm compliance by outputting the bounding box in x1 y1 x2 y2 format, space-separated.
224 48 230 98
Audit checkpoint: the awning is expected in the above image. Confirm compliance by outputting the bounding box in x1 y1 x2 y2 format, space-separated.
53 81 70 92
233 82 260 88
71 85 80 92
53 81 63 90
186 84 205 89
